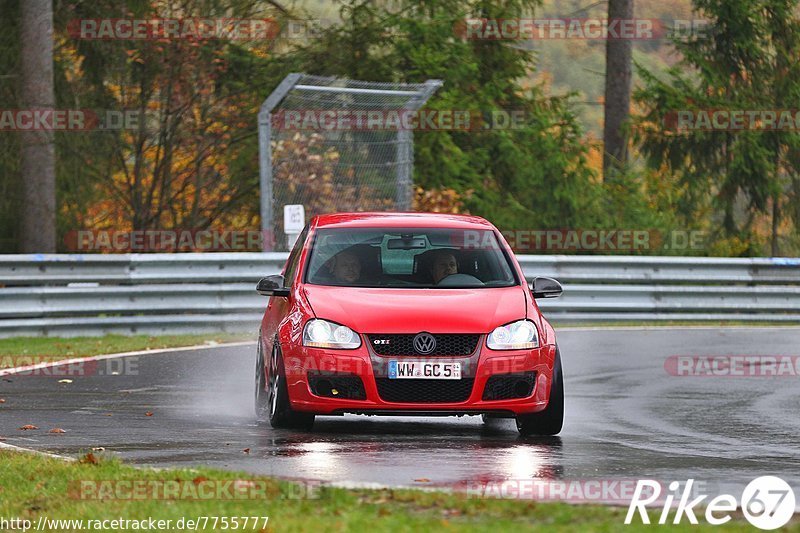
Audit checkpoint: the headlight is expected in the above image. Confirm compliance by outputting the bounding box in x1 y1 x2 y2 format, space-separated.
486 320 539 350
303 319 361 349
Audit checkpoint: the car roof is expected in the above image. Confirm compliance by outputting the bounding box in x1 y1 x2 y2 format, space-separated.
312 212 494 230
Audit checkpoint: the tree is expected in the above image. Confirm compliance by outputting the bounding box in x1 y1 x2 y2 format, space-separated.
763 1 800 255
55 0 283 239
0 0 21 252
276 0 603 233
19 0 56 252
633 0 800 256
603 0 633 180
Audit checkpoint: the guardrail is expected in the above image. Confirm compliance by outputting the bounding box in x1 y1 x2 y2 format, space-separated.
1 253 799 337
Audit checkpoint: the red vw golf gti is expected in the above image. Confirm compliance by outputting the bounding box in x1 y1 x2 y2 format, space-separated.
255 213 564 435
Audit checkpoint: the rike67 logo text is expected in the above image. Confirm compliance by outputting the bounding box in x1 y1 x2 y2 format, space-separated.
626 477 795 530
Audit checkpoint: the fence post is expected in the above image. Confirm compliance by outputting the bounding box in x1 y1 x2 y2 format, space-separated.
395 79 443 211
258 73 302 252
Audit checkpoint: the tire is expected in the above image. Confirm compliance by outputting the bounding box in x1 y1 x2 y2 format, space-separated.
516 347 564 436
262 339 315 430
254 337 270 424
481 414 508 431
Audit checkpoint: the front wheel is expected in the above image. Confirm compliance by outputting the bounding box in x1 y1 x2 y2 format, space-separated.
516 347 564 436
255 338 271 423
262 340 314 430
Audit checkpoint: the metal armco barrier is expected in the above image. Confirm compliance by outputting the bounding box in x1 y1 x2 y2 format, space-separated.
1 254 799 337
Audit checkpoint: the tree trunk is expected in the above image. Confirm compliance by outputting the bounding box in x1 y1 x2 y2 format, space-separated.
793 171 800 237
771 191 780 256
602 0 634 181
19 0 56 252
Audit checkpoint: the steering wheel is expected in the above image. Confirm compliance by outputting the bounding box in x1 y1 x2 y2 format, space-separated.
436 273 484 287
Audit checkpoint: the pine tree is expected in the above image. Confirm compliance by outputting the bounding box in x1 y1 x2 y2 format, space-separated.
634 0 800 255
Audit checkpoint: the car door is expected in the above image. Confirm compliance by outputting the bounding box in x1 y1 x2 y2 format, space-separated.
260 224 309 354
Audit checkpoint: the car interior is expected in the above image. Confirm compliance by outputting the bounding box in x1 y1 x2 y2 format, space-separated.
309 239 514 287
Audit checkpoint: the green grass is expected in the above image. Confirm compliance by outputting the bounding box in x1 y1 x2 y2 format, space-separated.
0 451 779 532
0 334 252 369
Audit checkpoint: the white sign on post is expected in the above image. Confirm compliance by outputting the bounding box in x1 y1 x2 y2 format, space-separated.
283 204 305 248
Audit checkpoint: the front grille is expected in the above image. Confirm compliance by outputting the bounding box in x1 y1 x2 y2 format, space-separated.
482 372 537 401
367 334 480 356
308 372 366 400
375 378 475 403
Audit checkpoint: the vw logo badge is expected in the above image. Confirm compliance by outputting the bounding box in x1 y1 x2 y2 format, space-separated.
413 332 436 354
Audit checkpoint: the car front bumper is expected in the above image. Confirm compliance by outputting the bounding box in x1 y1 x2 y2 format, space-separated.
281 342 558 416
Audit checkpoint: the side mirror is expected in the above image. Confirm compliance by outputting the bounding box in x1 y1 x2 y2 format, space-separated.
529 276 563 299
256 275 290 297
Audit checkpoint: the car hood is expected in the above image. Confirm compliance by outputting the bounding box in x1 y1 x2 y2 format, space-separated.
302 285 526 334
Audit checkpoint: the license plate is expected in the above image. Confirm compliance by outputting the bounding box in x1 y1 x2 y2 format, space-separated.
388 360 461 380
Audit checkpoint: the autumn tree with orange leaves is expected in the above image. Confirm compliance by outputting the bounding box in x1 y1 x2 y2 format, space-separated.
55 0 284 238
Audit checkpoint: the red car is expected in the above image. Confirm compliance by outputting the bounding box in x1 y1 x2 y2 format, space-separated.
254 212 564 435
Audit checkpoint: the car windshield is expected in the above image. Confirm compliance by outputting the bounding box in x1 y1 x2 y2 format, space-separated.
305 227 518 288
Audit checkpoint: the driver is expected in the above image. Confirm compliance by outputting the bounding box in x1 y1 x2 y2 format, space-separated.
430 251 458 284
328 250 362 283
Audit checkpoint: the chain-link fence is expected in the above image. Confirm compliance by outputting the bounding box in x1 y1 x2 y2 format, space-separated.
258 73 441 251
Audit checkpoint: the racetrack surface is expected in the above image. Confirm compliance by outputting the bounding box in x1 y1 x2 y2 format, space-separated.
2 328 799 503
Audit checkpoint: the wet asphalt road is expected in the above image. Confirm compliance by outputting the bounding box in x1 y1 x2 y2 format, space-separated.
1 327 799 501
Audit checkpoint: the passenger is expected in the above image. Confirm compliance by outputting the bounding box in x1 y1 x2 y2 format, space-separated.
328 250 362 283
430 251 458 284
